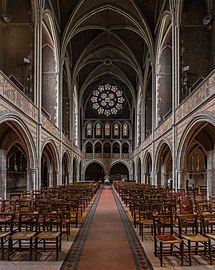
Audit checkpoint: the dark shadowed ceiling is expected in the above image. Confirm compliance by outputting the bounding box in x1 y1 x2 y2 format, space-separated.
46 0 169 116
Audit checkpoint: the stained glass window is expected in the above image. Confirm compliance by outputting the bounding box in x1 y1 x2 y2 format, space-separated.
95 123 102 136
123 123 128 137
105 123 110 136
90 83 125 116
86 123 92 137
114 123 119 137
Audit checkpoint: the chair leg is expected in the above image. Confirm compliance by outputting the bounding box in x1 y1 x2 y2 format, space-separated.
154 238 157 256
30 238 33 261
8 238 12 261
59 235 62 252
56 237 58 261
188 241 192 266
170 243 173 255
140 223 143 242
76 213 78 228
209 239 212 265
1 237 4 260
35 238 38 260
195 242 198 254
151 225 153 235
181 241 184 266
134 213 136 228
43 239 46 251
18 239 22 251
160 242 163 266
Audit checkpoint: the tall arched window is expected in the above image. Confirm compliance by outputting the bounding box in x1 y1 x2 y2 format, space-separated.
86 123 93 137
113 123 119 137
95 123 102 137
123 123 129 138
105 123 110 136
136 99 141 145
73 89 78 146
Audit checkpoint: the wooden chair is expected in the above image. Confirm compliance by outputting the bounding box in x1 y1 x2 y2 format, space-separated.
153 213 183 266
0 212 15 259
179 197 194 214
0 199 18 213
68 198 79 228
139 202 159 241
8 212 39 260
177 213 212 265
53 201 71 240
209 196 215 213
36 212 63 260
18 199 33 213
201 212 215 264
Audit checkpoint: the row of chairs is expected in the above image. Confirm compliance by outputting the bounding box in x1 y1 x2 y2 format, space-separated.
114 182 215 266
0 182 100 261
152 210 215 266
0 211 62 260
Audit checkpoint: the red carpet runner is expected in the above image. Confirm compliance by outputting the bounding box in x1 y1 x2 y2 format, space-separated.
61 186 153 270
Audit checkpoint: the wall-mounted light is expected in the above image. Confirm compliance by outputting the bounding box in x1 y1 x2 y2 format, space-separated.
182 65 189 72
2 13 11 23
24 58 30 64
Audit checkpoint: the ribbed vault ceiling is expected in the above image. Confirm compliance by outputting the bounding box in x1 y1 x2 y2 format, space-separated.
53 0 166 110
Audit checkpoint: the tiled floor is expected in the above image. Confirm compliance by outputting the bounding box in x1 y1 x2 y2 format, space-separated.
1 189 215 270
135 227 215 270
0 228 79 270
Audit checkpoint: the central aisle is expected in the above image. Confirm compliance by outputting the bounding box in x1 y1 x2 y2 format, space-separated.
61 185 153 270
78 185 136 270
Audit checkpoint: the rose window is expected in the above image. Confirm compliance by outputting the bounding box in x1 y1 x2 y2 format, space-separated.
91 83 125 116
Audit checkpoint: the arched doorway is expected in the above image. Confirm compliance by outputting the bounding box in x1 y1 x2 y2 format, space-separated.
7 144 27 193
137 157 141 183
156 143 172 187
41 142 58 188
62 152 69 185
85 163 104 182
179 121 215 195
79 160 82 181
145 152 152 184
110 163 129 182
73 157 78 183
41 154 48 187
132 161 135 181
0 120 35 198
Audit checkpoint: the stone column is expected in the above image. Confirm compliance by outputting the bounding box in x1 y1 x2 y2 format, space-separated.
34 5 43 189
48 171 52 187
207 150 215 198
28 168 37 191
143 172 147 184
171 3 180 189
80 173 84 182
56 170 61 186
154 171 158 186
151 65 156 183
0 150 7 199
176 169 186 191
